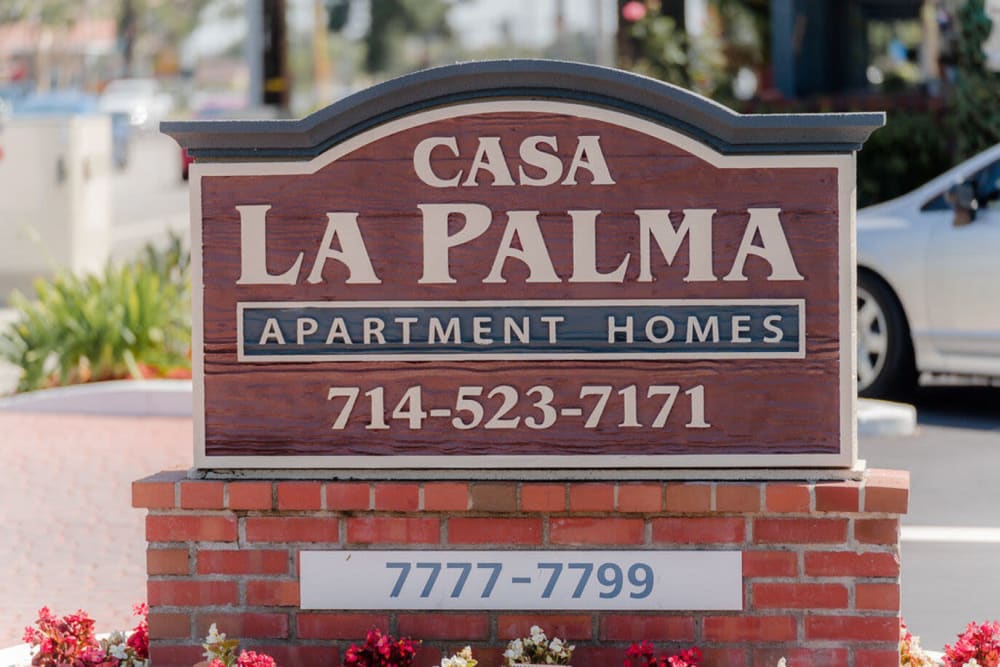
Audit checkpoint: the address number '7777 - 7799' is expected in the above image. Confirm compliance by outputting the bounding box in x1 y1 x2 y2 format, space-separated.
299 551 742 611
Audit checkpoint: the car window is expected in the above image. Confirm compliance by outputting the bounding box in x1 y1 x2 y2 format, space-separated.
974 160 1000 209
920 158 1000 212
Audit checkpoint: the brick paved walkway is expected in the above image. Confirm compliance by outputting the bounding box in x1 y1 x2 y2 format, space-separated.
0 413 191 648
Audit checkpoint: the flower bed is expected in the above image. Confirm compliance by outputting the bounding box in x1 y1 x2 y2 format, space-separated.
16 606 1000 667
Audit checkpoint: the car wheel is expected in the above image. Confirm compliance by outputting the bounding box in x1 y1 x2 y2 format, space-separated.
857 272 916 398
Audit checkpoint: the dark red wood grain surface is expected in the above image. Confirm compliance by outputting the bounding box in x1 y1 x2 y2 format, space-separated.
198 110 843 460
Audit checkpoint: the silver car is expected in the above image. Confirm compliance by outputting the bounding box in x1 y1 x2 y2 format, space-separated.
856 143 1000 396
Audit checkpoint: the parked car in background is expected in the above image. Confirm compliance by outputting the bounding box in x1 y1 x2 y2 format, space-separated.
98 78 172 131
856 142 1000 397
13 90 130 169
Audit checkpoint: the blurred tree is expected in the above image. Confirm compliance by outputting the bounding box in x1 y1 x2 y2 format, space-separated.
953 0 1000 159
325 0 454 75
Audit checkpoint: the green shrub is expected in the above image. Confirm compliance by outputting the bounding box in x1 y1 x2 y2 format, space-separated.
0 234 191 393
858 111 955 206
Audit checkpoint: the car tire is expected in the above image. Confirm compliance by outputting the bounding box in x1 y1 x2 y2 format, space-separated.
857 271 916 398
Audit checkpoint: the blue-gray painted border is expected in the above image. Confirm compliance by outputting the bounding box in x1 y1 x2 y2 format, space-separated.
162 60 884 159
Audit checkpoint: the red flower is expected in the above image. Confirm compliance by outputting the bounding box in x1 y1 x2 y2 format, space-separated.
621 1 647 22
625 642 701 667
944 621 1000 667
343 627 419 667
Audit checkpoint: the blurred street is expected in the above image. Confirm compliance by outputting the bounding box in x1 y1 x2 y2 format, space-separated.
108 131 190 262
862 387 1000 653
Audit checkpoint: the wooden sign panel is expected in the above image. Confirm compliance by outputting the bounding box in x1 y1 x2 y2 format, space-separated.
169 62 882 469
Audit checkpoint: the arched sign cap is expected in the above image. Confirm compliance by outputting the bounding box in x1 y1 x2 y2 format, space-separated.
163 59 885 160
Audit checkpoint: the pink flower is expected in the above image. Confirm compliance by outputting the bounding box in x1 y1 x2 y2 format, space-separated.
621 1 647 22
236 650 279 667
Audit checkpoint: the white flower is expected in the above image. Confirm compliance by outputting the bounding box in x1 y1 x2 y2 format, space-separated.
964 660 980 667
110 643 129 660
549 638 564 653
504 638 524 660
776 659 787 667
205 623 225 644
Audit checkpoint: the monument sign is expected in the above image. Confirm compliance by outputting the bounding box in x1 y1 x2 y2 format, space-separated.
165 61 882 470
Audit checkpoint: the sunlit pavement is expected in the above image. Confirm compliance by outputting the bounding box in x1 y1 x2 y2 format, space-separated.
0 412 191 648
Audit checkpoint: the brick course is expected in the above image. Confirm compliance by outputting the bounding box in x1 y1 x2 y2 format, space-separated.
134 469 908 667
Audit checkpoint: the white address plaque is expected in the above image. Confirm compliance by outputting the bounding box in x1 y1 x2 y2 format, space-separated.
299 550 742 610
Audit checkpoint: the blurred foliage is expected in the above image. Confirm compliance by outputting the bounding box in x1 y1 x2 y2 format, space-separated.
326 0 456 75
0 234 191 393
619 0 765 102
858 111 954 207
954 0 1000 159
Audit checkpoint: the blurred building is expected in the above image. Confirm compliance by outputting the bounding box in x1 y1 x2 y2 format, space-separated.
0 19 117 91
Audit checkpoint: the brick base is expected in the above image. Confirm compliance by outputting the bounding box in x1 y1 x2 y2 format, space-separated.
132 470 909 667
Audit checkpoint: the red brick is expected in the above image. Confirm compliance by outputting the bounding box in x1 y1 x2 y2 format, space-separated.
423 482 469 511
742 551 798 578
715 484 761 513
228 482 273 510
572 647 631 667
753 518 847 544
617 483 663 513
805 615 899 642
470 483 518 511
397 613 490 640
448 517 542 545
149 643 204 667
246 580 300 607
180 481 225 509
549 517 644 545
702 615 797 642
147 612 191 639
855 518 899 545
245 517 339 543
346 516 439 544
250 645 339 667
600 615 695 641
753 582 848 609
652 517 745 544
147 580 239 606
297 612 389 639
374 482 420 510
815 481 861 512
521 484 566 512
699 648 748 666
196 613 288 639
569 483 615 511
752 648 848 667
804 551 900 578
277 482 322 510
864 469 910 514
146 515 237 542
855 648 903 667
197 549 289 575
765 484 811 512
856 583 900 611
664 483 711 512
414 647 444 667
326 482 370 510
132 479 176 509
496 614 592 640
147 548 190 575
